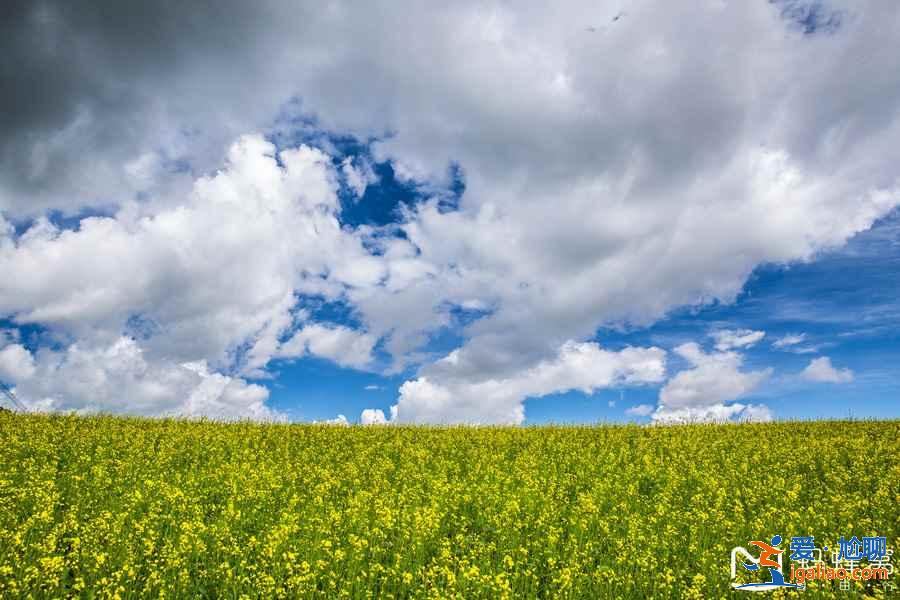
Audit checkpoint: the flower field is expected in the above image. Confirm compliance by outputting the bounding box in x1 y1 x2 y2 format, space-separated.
0 413 897 598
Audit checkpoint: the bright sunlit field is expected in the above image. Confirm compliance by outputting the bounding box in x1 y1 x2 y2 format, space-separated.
0 413 897 598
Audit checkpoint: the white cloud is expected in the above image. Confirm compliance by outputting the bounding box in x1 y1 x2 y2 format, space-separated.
394 342 665 424
0 343 36 383
9 338 280 420
652 402 774 424
323 414 350 426
740 404 775 422
659 343 772 409
801 356 854 383
772 333 807 348
179 360 280 420
0 136 378 371
341 157 377 198
364 384 382 391
653 343 772 423
711 329 766 351
277 324 377 370
791 346 822 354
360 407 395 425
771 333 821 354
0 135 387 417
625 404 654 417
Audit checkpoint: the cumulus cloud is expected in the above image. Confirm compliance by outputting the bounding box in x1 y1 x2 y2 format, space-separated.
360 407 395 425
711 329 766 351
394 342 666 424
6 338 279 419
625 404 654 417
277 324 377 370
801 356 854 383
322 414 350 426
653 343 772 423
0 343 37 383
0 135 381 417
0 136 379 366
2 1 900 420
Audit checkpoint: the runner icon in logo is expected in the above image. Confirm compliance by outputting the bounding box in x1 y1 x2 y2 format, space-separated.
734 535 805 591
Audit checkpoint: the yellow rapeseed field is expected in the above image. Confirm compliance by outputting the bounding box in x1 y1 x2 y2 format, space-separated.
0 413 897 598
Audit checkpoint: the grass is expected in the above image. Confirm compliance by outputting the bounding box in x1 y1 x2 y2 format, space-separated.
0 413 897 598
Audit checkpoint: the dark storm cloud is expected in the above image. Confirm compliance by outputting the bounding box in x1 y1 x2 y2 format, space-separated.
0 1 309 215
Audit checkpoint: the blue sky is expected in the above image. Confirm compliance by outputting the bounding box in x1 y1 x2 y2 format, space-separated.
1 1 899 424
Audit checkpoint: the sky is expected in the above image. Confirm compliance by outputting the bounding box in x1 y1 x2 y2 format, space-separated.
0 0 898 424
